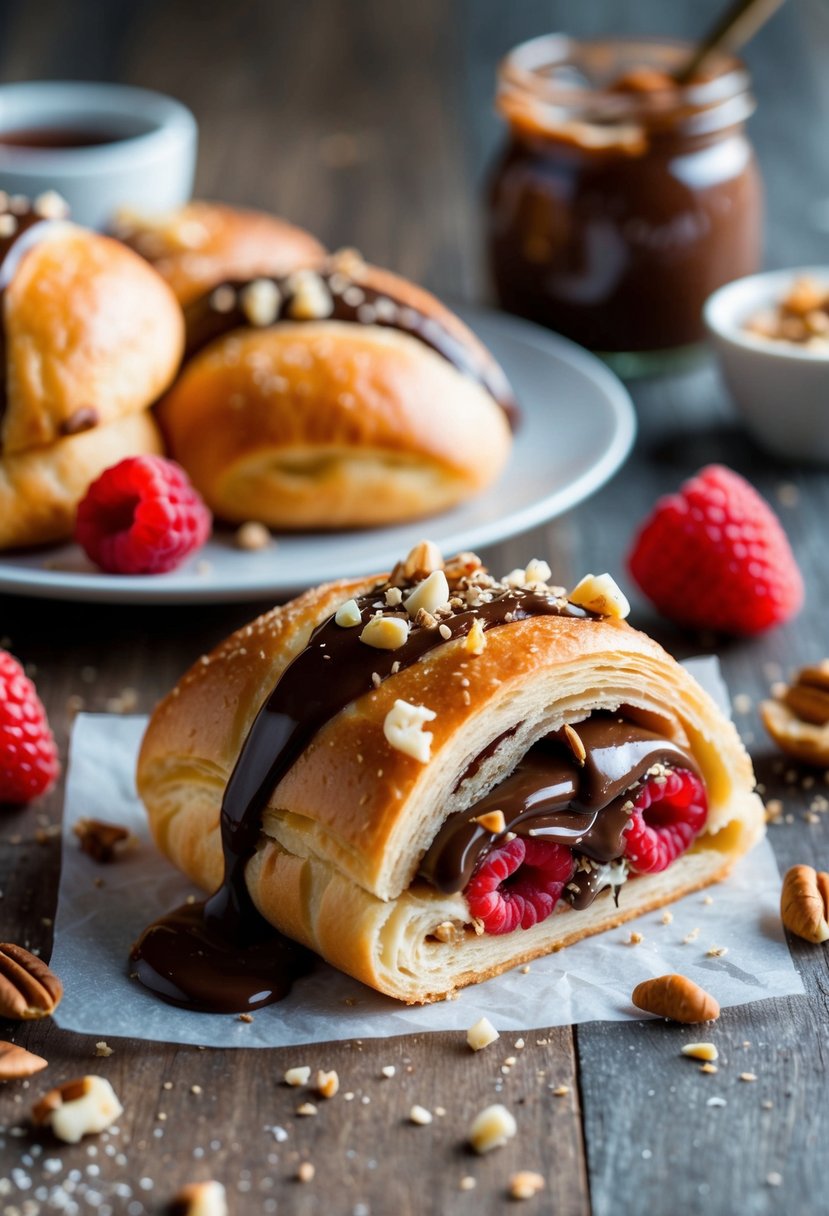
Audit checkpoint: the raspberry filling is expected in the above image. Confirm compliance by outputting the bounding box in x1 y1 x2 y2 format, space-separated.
463 765 707 936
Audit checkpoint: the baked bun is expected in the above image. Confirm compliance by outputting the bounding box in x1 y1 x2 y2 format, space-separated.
113 200 326 306
137 545 763 1005
156 254 515 528
0 193 182 549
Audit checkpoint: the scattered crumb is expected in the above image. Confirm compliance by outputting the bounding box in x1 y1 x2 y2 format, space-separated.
297 1161 315 1183
459 1176 476 1191
702 896 714 906
551 1085 570 1098
661 910 674 925
739 1072 758 1083
467 1016 499 1052
509 1171 545 1200
190 1084 202 1095
627 931 643 946
284 1066 311 1087
297 1102 318 1117
238 1013 253 1023
514 1038 525 1050
706 1097 727 1108
699 1063 719 1074
315 1069 339 1099
733 693 753 714
681 1043 718 1062
409 1105 433 1125
94 1042 113 1058
381 1065 396 1078
520 965 531 975
766 1172 783 1187
707 946 728 957
683 928 700 943
235 520 272 551
776 483 799 507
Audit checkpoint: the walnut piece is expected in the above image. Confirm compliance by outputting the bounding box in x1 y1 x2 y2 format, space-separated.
169 1180 228 1216
383 699 436 763
0 943 63 1020
631 974 720 1023
780 864 829 943
761 661 829 765
32 1075 123 1143
468 1103 517 1154
0 1040 48 1079
73 818 130 864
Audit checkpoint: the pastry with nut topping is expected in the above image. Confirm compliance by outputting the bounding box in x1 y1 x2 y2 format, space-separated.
0 192 182 549
154 248 515 529
134 542 762 1006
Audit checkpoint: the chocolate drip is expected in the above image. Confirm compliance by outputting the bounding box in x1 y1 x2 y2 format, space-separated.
418 718 699 894
131 584 592 1011
182 269 519 427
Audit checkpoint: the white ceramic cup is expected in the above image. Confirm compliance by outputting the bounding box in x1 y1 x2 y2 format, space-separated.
0 81 197 230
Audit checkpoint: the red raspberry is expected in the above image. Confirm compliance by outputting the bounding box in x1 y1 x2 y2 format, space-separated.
627 465 803 635
0 651 59 805
622 768 707 874
75 456 212 575
465 836 574 935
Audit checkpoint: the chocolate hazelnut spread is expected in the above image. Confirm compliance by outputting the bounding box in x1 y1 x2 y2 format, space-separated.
131 579 594 1012
418 716 699 894
182 266 519 426
486 36 762 356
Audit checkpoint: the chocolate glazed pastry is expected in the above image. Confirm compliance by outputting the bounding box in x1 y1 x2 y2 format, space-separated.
135 546 764 1007
156 254 515 530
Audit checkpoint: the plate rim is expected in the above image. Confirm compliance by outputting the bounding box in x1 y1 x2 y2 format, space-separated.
0 306 635 604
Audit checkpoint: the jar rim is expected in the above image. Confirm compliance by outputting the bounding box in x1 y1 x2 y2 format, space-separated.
497 33 754 134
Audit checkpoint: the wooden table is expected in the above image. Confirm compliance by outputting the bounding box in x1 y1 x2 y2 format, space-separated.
2 1 828 1211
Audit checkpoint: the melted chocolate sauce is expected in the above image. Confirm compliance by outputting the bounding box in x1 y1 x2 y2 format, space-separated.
182 269 519 427
131 584 592 1011
418 717 698 895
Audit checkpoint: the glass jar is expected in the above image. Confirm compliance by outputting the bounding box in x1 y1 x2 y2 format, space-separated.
486 35 763 373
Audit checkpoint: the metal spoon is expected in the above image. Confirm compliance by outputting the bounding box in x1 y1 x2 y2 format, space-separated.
675 0 787 84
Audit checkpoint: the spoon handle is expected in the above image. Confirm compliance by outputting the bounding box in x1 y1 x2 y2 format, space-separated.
675 0 786 84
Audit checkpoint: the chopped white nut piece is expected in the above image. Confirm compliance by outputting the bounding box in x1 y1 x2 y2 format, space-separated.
286 270 333 320
297 1162 315 1183
569 572 630 620
315 1069 339 1099
468 1104 517 1154
681 1043 719 1062
739 1072 758 1083
32 1076 123 1144
464 618 486 655
335 598 363 628
235 520 271 551
504 568 526 588
381 1065 396 1078
524 558 552 585
383 699 436 763
170 1180 228 1216
409 1104 433 1125
360 615 409 649
509 1171 545 1200
474 810 506 834
459 1176 476 1191
393 540 444 583
404 570 450 619
297 1101 318 1116
240 278 281 327
467 1016 500 1052
284 1066 311 1087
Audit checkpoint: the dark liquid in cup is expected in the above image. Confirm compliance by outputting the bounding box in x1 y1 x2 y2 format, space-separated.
0 127 127 149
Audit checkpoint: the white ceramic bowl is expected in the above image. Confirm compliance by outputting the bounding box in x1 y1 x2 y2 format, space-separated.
0 81 197 230
704 267 829 464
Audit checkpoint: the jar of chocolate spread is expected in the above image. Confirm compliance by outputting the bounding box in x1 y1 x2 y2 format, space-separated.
486 35 763 371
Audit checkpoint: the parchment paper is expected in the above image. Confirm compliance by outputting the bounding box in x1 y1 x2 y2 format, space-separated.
50 658 803 1046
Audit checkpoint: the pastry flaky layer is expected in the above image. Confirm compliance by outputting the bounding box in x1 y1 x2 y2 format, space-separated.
138 558 764 1004
2 224 183 457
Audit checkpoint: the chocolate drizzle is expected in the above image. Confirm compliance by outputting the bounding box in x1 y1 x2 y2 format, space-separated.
182 267 519 427
418 717 699 894
131 583 592 1012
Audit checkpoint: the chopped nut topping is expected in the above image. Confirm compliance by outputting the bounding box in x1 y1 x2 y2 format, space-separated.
286 269 333 320
404 570 450 619
432 921 462 944
235 521 271 551
284 1066 311 1087
474 810 506 834
32 1075 123 1143
464 618 486 655
523 558 552 585
383 699 436 763
509 1171 545 1200
360 615 409 650
568 572 630 619
681 1043 719 1062
210 284 236 313
335 598 363 628
385 586 403 607
392 540 444 585
563 724 586 765
73 819 130 864
468 1104 517 1154
467 1016 500 1052
240 278 281 327
409 1104 433 1125
315 1069 339 1099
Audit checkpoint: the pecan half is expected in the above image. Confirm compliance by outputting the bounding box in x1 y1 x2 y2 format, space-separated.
0 1040 48 1079
73 817 130 864
0 944 63 1020
780 865 829 944
631 973 719 1023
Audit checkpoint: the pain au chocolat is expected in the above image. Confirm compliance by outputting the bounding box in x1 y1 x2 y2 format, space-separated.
0 192 182 549
154 248 515 529
135 543 763 1008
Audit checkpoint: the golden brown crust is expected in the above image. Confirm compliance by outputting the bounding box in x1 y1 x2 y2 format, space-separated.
0 412 163 549
2 225 183 457
113 201 326 306
156 322 512 527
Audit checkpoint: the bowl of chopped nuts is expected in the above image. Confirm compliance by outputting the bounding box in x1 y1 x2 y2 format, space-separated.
704 267 829 463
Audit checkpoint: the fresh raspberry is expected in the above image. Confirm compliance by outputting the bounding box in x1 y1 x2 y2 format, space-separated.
75 456 212 575
622 768 707 874
0 651 59 805
627 465 803 635
465 836 574 935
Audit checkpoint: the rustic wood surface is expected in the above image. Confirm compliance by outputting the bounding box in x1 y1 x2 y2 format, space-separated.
1 0 828 1212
